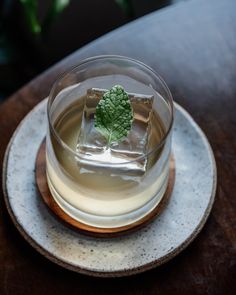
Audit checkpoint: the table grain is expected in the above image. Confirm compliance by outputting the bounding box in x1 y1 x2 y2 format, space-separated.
1 0 236 294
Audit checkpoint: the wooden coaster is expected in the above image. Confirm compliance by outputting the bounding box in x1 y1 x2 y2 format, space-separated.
35 140 175 237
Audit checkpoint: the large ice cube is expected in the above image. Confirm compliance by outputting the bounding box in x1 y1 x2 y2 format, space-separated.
76 88 153 175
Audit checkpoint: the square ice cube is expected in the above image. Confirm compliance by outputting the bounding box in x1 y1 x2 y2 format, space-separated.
76 88 153 175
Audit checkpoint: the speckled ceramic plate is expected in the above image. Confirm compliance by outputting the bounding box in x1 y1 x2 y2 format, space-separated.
2 99 216 277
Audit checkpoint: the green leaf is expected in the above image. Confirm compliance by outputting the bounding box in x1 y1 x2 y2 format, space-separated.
94 85 133 145
20 0 41 34
52 0 70 14
42 0 70 35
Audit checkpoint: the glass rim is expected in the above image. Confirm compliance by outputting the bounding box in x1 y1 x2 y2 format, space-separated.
47 55 174 165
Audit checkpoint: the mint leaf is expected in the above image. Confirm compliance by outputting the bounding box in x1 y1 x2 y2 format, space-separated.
94 85 133 145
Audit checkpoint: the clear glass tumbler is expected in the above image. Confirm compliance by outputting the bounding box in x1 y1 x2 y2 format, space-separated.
46 55 173 228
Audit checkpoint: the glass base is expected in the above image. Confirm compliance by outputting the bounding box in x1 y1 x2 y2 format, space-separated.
47 172 169 229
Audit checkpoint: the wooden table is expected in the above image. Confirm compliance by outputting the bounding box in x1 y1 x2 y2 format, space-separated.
1 0 236 293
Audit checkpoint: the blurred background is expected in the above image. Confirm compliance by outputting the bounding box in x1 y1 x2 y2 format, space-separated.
0 0 185 101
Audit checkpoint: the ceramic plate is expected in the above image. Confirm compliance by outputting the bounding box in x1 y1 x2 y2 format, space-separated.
2 99 216 277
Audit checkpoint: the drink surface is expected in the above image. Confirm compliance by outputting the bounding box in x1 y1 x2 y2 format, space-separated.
47 98 167 217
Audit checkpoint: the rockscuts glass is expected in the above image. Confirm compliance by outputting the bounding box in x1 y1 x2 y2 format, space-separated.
46 55 174 228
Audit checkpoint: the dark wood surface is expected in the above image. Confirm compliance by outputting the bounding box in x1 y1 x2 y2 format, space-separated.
1 0 236 293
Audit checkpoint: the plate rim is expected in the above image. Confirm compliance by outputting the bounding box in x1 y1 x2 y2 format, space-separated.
2 99 217 277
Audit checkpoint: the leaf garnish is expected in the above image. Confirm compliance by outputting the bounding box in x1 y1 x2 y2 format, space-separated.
94 85 133 145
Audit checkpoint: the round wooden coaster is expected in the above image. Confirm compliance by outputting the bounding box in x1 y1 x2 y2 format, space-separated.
35 140 175 237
